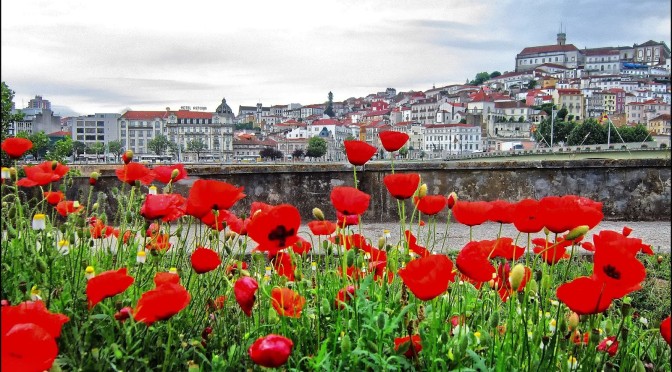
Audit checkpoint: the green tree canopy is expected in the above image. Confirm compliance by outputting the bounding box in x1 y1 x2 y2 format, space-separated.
533 119 576 147
148 134 170 155
73 141 87 157
17 131 49 160
187 138 207 161
566 119 608 146
468 72 492 86
613 124 652 143
489 71 502 79
1 82 24 139
46 136 73 163
292 149 305 159
306 136 327 158
88 142 105 155
259 147 282 160
108 140 123 162
556 107 569 121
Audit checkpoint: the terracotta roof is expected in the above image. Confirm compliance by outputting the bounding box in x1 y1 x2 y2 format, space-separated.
48 131 71 137
174 110 212 119
583 48 620 56
122 111 168 120
650 114 671 121
518 44 579 55
364 110 390 117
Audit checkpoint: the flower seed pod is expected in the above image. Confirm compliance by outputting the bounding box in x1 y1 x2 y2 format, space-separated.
567 312 579 331
418 183 428 198
171 168 180 180
509 263 526 291
447 192 458 209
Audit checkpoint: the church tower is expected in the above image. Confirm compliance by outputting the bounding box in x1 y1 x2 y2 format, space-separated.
557 23 566 46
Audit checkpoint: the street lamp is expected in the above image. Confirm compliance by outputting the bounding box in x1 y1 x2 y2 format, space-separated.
550 108 557 148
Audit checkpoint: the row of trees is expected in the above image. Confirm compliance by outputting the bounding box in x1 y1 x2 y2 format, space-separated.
533 118 652 147
259 137 328 161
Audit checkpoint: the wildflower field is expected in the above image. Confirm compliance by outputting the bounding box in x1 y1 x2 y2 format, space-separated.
1 134 671 371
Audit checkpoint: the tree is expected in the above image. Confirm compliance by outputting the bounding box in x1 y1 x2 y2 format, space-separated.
1 82 24 139
46 136 73 163
527 80 538 90
17 131 49 160
88 142 105 156
533 119 576 146
148 134 170 155
398 146 409 158
489 71 502 79
292 149 305 159
556 107 569 121
324 91 335 118
612 124 652 143
187 138 207 161
566 119 607 146
108 140 123 162
73 141 87 157
259 147 282 160
306 136 327 159
468 72 492 86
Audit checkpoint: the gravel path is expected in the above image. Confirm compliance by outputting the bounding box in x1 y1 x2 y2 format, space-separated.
172 220 671 254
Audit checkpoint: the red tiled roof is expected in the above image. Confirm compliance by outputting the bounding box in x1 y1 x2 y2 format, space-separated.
174 110 212 119
518 44 579 55
121 111 168 120
364 110 390 117
48 131 71 137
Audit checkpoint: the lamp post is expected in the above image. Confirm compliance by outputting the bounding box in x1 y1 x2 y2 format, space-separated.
550 108 557 148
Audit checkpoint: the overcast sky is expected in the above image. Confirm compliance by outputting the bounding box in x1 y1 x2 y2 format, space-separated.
2 0 670 117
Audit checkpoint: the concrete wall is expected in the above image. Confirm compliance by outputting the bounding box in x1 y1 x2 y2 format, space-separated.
65 159 670 222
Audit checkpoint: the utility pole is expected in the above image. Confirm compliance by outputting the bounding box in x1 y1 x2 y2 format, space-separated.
550 108 557 148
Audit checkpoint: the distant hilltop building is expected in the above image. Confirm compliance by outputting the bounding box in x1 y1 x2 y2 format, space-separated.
515 28 670 74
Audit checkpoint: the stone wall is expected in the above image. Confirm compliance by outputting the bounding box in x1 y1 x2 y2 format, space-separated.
65 159 671 222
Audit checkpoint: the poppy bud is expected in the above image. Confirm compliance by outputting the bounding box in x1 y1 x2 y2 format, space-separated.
312 208 325 221
122 150 134 164
565 225 589 241
509 263 526 291
657 255 663 264
567 312 579 331
51 160 59 170
346 250 356 267
543 227 551 235
377 237 386 250
187 361 200 371
527 279 539 295
340 333 351 353
36 257 48 273
89 171 100 185
447 192 458 209
171 168 180 180
92 202 99 211
541 274 552 290
8 167 17 178
418 183 427 198
590 328 601 344
621 302 631 317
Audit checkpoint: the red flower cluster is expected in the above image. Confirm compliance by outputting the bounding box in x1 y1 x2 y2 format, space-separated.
56 200 84 217
557 230 647 314
190 247 222 274
43 191 65 206
115 163 154 185
1 300 69 371
271 287 305 318
140 194 187 222
394 334 422 358
186 179 246 220
152 163 188 184
133 282 190 325
248 204 301 255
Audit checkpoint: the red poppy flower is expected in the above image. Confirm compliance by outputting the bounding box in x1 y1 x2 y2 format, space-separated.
336 212 360 227
1 300 69 339
446 192 458 209
113 229 134 244
556 276 613 315
540 195 603 234
226 213 251 235
291 237 312 255
622 226 633 237
404 230 430 258
234 276 258 317
398 254 455 301
16 161 69 187
532 238 571 265
271 287 305 318
121 150 133 164
344 140 377 166
190 247 222 274
414 195 447 216
512 199 545 233
592 234 645 299
186 179 246 218
335 285 356 309
570 330 589 345
1 137 33 159
225 261 249 276
487 199 515 224
154 271 180 287
248 334 293 368
56 200 84 217
43 191 65 206
115 162 154 186
452 201 492 227
152 164 188 184
86 268 134 309
493 263 531 302
384 173 420 200
329 233 369 251
331 186 370 216
593 229 653 256
369 260 393 283
2 323 59 372
597 336 619 356
661 316 671 346
394 334 422 358
198 209 232 231
248 204 301 255
250 201 273 215
140 193 187 222
145 233 171 251
133 283 190 325
308 220 337 236
489 237 526 261
89 218 115 239
456 241 496 282
379 131 409 152
113 307 133 322
271 251 296 281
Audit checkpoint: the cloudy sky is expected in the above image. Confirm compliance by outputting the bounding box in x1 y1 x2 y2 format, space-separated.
2 0 670 117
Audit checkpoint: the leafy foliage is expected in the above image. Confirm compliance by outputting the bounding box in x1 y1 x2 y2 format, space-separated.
148 134 170 155
566 119 608 146
306 136 327 158
259 147 283 160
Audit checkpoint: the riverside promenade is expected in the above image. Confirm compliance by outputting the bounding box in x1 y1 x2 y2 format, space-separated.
167 220 671 254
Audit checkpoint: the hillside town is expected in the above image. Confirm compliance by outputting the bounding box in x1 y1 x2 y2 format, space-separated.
7 32 671 162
